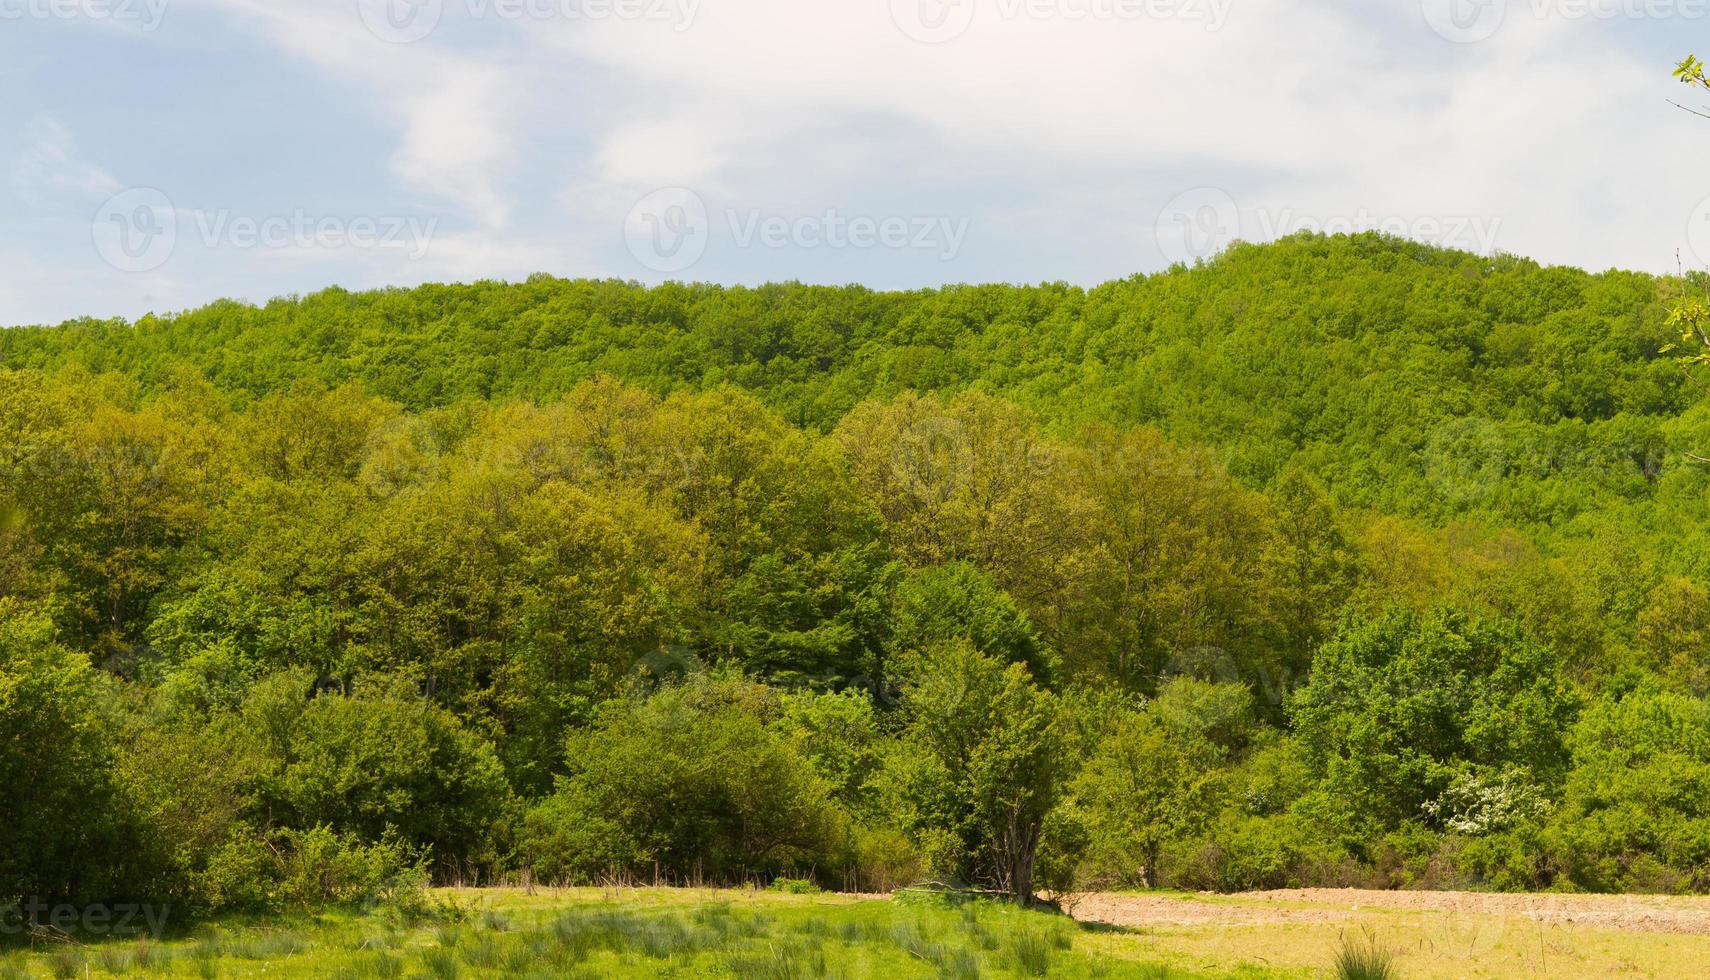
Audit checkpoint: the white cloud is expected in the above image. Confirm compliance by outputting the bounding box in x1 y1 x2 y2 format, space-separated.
532 0 1702 274
3 0 1703 326
11 116 122 208
193 0 521 228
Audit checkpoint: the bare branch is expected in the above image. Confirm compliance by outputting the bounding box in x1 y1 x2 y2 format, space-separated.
1669 99 1710 121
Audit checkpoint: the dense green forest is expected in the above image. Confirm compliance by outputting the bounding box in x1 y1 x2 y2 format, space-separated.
7 232 1710 916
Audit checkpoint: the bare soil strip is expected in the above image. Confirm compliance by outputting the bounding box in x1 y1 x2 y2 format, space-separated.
1074 888 1710 936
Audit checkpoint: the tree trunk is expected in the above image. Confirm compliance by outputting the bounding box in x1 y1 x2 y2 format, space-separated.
1140 841 1160 890
1001 806 1042 906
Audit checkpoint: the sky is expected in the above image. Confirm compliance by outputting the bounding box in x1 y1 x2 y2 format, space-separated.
0 0 1706 327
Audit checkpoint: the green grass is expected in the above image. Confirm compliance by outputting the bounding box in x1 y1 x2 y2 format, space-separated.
0 888 1298 978
1333 929 1396 980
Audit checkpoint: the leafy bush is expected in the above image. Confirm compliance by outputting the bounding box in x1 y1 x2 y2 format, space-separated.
520 677 843 883
1291 609 1576 837
0 604 135 904
1070 707 1221 889
257 675 514 875
880 642 1068 903
767 878 821 895
195 825 427 914
1545 686 1710 892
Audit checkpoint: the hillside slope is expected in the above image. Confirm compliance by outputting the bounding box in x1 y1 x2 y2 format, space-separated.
6 234 1703 538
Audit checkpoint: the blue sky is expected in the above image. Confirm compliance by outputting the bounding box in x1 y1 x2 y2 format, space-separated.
1 0 1705 326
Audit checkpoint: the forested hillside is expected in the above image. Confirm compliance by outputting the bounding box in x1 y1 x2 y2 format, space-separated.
9 234 1708 540
7 233 1710 911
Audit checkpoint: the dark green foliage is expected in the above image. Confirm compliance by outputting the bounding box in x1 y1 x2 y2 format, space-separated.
889 562 1058 684
0 603 135 904
519 677 843 884
1291 609 1577 837
1545 686 1710 892
253 675 514 872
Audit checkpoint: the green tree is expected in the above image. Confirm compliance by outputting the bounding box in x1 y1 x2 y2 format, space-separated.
0 602 133 903
1070 706 1221 888
1291 609 1577 841
889 561 1057 684
1548 685 1710 892
881 641 1067 904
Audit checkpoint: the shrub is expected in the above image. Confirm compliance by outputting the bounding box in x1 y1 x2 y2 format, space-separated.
1170 813 1343 892
192 823 427 914
1070 708 1221 889
768 878 821 894
1291 610 1575 836
842 824 924 893
879 642 1068 904
274 826 429 912
262 675 514 875
0 604 136 904
520 677 844 884
1545 687 1710 891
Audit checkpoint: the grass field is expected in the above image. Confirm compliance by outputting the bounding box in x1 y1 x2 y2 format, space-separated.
2 886 1705 977
0 887 1289 979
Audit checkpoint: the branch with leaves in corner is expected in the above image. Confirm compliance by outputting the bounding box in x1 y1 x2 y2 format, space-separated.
1662 301 1710 370
1670 56 1710 460
1674 55 1710 119
1679 55 1707 89
1665 256 1710 461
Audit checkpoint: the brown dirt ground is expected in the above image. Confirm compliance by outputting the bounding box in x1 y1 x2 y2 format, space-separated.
1073 888 1710 936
